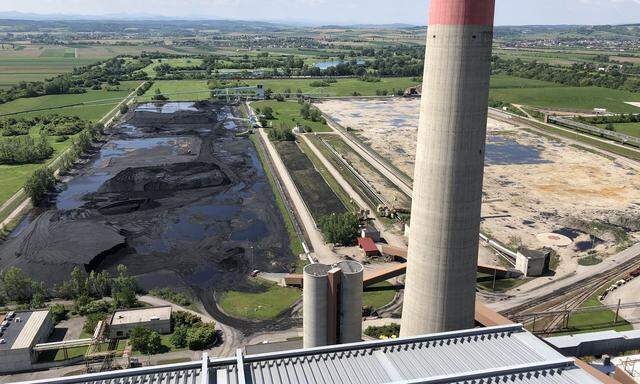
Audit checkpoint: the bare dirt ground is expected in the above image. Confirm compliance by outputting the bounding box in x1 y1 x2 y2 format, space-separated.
317 98 640 275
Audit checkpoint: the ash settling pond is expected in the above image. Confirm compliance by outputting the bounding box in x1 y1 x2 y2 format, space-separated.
0 102 296 323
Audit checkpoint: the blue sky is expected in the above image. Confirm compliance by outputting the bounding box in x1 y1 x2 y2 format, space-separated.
1 0 639 25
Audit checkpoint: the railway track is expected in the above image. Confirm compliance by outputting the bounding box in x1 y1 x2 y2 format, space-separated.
503 254 640 334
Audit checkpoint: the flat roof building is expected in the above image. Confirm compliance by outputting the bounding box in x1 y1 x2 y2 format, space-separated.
0 310 53 374
109 306 172 339
16 324 609 383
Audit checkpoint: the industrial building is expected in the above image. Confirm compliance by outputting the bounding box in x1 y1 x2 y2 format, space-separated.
547 329 640 357
16 324 612 384
303 261 363 348
0 310 53 374
109 306 172 339
516 248 551 277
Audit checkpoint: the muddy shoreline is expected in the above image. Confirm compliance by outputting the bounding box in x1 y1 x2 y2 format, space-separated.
0 101 297 334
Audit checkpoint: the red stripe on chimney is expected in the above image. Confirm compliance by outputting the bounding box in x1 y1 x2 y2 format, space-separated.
429 0 496 26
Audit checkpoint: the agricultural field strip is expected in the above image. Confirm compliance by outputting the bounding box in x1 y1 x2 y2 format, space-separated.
0 82 145 228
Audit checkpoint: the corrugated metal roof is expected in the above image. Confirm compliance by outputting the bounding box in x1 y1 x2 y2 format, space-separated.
14 325 604 384
12 310 49 350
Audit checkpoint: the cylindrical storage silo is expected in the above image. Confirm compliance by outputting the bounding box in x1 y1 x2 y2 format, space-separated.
336 261 364 344
303 263 332 348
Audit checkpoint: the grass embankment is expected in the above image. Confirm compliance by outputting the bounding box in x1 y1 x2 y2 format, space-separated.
596 122 640 138
363 281 396 309
476 273 530 293
489 74 640 113
249 134 304 256
219 279 301 320
553 284 632 335
253 100 331 132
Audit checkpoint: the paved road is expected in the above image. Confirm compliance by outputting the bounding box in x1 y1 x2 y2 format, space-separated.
488 242 640 312
256 127 340 265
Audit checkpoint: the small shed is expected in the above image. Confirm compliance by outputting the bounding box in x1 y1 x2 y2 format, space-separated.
357 237 380 257
516 248 551 277
360 225 380 242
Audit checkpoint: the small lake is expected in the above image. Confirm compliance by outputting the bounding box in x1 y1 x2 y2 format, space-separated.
315 60 365 70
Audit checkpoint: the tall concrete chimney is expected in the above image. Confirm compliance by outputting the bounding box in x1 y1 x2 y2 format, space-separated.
400 0 496 336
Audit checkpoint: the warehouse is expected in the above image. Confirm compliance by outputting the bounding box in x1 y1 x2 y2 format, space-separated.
17 324 609 383
0 310 53 374
109 306 172 339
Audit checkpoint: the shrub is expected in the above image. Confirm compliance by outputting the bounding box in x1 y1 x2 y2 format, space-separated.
50 304 68 324
173 310 202 329
152 88 168 101
319 212 360 246
364 323 400 339
170 326 189 348
262 106 274 119
83 312 108 334
0 134 53 165
120 104 129 115
186 324 217 350
267 124 295 142
130 327 163 354
24 167 56 204
149 288 192 307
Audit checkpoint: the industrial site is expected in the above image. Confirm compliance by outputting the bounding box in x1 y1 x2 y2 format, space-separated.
0 0 640 383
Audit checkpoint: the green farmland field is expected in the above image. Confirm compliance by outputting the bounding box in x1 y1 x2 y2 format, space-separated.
142 77 418 100
0 57 101 89
0 87 136 121
489 75 640 113
142 58 204 77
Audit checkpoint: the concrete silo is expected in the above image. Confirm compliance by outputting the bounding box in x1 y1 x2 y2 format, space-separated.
303 261 364 348
337 261 364 343
400 0 496 336
303 263 332 348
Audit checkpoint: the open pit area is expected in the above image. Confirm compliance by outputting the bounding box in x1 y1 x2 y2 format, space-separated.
0 102 297 332
317 98 640 274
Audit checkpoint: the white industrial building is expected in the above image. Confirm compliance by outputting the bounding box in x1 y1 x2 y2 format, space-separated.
0 310 53 374
15 324 610 383
109 306 172 339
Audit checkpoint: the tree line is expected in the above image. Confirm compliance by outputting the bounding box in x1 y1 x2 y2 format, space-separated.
492 56 640 93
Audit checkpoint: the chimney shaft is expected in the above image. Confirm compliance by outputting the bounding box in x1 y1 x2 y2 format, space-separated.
400 0 496 336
